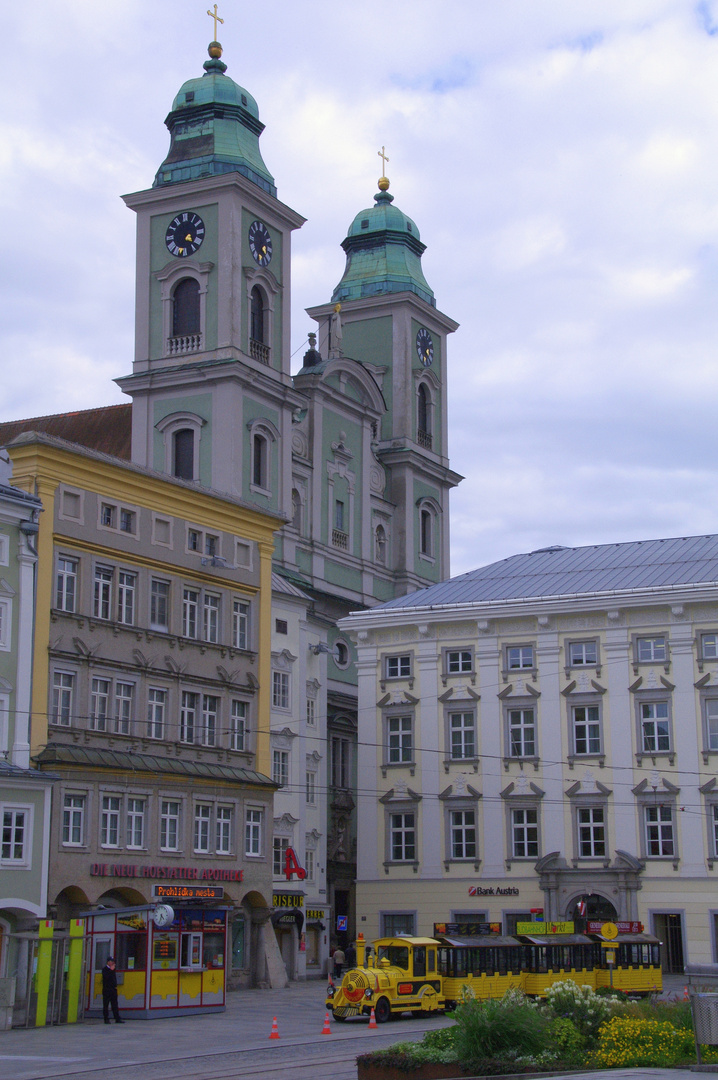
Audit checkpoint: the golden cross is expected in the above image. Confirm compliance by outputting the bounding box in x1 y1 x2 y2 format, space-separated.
377 145 389 178
207 4 224 39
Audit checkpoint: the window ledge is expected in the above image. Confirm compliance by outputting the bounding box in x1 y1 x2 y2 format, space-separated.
502 667 538 684
503 756 540 772
444 858 481 872
383 860 420 874
444 757 479 774
567 754 605 769
382 762 416 778
564 665 601 678
636 752 675 767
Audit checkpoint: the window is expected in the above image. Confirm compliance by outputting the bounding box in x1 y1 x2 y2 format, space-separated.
273 750 289 787
577 806 605 858
305 848 315 882
509 708 536 758
233 600 249 650
291 489 302 532
216 806 232 854
332 736 350 788
568 640 597 667
507 645 534 670
386 654 411 679
390 812 416 861
511 808 539 859
334 500 345 532
0 600 7 651
182 588 199 638
180 691 198 743
127 798 145 849
198 695 216 746
101 796 121 848
230 700 247 751
449 712 476 760
93 566 113 620
147 688 167 740
446 650 473 674
62 794 85 846
334 641 349 667
252 433 268 489
640 701 670 752
117 571 136 625
702 634 718 660
572 704 602 755
645 804 674 856
306 698 316 726
150 579 170 631
174 429 195 480
52 671 75 727
272 671 290 709
250 285 265 344
1 808 27 862
712 805 718 858
204 533 219 557
450 809 476 860
273 836 290 876
194 804 211 853
417 383 431 445
706 700 718 751
306 771 316 804
99 502 137 535
56 557 78 612
388 715 413 764
90 678 110 731
173 278 200 337
245 808 263 856
637 636 667 663
188 529 201 552
100 503 115 529
420 507 433 557
120 509 136 535
275 619 288 635
114 682 134 735
382 912 416 936
160 800 181 851
203 594 220 643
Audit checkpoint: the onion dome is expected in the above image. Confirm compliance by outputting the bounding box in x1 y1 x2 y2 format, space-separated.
154 42 275 195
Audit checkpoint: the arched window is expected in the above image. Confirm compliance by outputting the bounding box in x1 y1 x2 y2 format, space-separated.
172 278 200 338
250 286 265 344
420 507 433 557
417 383 432 449
253 432 267 488
375 524 387 565
173 428 195 480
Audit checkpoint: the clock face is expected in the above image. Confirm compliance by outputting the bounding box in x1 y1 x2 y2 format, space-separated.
249 220 273 266
152 904 175 928
165 212 205 258
416 328 434 367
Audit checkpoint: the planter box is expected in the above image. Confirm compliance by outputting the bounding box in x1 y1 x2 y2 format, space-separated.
358 1064 465 1080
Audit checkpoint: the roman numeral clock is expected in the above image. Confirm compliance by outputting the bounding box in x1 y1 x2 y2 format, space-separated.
165 212 206 258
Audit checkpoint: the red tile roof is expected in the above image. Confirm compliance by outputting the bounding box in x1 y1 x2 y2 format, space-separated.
0 404 132 459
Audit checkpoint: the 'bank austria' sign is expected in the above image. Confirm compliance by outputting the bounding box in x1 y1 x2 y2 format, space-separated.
468 885 520 896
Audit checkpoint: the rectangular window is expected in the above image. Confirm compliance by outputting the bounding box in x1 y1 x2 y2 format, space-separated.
147 687 166 740
572 705 601 755
306 698 316 726
114 682 134 735
707 700 718 751
388 715 413 763
245 808 263 856
150 579 170 631
509 708 536 758
645 804 674 856
90 677 110 731
272 671 289 709
52 671 75 727
450 809 476 859
511 808 539 858
201 695 218 747
117 571 136 625
203 593 220 643
332 737 350 788
637 636 667 662
1 809 26 861
101 503 115 528
194 804 211 853
233 600 249 649
640 701 670 752
182 588 199 638
94 566 113 620
334 500 345 531
507 645 534 670
390 812 416 861
119 508 135 534
62 794 85 846
275 619 288 635
449 712 475 759
127 798 145 849
386 655 411 679
577 806 605 857
180 691 198 743
56 557 78 612
712 805 718 857
703 634 718 660
230 700 247 751
273 750 289 787
446 650 473 674
273 836 290 876
101 795 121 848
306 771 316 804
205 533 219 557
160 800 181 851
187 529 201 552
568 641 597 667
216 806 232 854
305 848 315 882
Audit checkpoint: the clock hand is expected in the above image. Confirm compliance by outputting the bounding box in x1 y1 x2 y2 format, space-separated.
185 233 193 242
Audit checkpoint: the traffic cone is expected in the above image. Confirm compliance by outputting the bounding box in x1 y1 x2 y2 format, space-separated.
684 985 690 1001
321 1011 332 1035
269 1016 280 1039
368 1007 377 1029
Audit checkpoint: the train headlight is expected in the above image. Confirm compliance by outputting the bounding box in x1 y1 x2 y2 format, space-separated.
364 988 373 999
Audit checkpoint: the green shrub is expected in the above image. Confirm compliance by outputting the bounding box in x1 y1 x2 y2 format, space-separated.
419 1026 457 1051
591 1015 695 1068
545 1016 585 1063
453 994 549 1067
544 979 615 1040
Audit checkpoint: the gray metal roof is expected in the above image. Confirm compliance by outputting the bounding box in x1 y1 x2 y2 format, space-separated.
34 744 275 787
378 534 718 610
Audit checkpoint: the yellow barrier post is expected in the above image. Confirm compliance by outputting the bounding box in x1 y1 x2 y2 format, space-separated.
65 920 85 1023
34 920 54 1027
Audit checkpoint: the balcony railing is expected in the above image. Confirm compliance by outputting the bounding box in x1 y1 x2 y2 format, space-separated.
332 529 348 550
250 339 270 364
168 333 202 356
417 429 433 450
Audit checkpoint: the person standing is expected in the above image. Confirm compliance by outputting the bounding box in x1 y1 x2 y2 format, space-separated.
102 957 125 1024
344 942 356 969
332 944 345 980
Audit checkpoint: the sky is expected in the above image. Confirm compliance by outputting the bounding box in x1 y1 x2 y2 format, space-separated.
3 0 718 576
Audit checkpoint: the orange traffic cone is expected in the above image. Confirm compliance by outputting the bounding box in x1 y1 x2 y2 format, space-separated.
684 986 690 1001
321 1011 332 1035
269 1016 280 1039
368 1007 377 1029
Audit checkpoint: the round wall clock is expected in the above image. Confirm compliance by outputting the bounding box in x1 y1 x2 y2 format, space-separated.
249 220 273 266
416 327 434 366
152 903 175 928
165 212 205 257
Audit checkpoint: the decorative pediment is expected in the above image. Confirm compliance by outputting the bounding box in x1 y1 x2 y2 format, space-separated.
632 776 680 796
216 665 243 686
272 648 297 669
438 781 481 801
0 577 15 598
440 686 480 702
0 675 13 693
500 779 545 800
379 785 422 804
566 773 612 799
273 813 298 833
305 828 322 846
73 637 100 658
306 678 321 696
700 777 718 795
306 750 322 765
132 648 155 669
164 655 186 675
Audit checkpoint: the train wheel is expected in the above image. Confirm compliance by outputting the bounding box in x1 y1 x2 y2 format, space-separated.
374 997 391 1024
331 1011 346 1022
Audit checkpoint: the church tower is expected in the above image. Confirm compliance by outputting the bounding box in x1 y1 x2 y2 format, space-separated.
117 37 305 522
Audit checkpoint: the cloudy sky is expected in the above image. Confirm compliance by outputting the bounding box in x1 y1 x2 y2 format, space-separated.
3 0 718 576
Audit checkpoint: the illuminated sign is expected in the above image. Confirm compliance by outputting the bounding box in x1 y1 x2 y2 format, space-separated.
434 922 502 937
152 884 224 901
273 893 304 907
516 921 575 935
587 920 643 934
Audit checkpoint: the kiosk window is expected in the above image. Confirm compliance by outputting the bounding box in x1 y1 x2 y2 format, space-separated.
181 932 202 970
115 933 147 972
152 935 178 968
203 933 225 969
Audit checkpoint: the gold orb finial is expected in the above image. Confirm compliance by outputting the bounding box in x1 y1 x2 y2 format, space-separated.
334 302 342 313
208 41 223 58
378 176 390 191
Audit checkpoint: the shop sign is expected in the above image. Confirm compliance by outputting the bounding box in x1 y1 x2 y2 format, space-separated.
587 920 643 934
434 922 501 937
468 885 520 896
273 893 304 907
117 914 146 930
306 909 326 920
516 921 574 935
90 863 242 882
153 884 224 901
284 847 306 880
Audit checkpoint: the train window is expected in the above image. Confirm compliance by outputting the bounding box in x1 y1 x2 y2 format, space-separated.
377 945 409 970
428 949 436 973
414 947 426 977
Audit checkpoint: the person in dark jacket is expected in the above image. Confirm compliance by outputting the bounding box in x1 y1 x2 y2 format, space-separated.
344 942 356 969
102 957 124 1024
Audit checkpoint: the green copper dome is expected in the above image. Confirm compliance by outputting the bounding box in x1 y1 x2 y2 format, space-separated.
332 184 435 307
154 46 275 195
